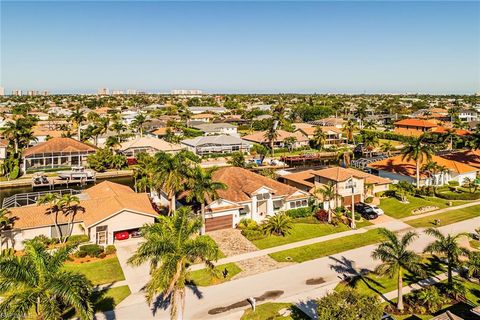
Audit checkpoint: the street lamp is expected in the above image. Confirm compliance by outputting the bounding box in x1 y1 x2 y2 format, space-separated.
346 176 356 229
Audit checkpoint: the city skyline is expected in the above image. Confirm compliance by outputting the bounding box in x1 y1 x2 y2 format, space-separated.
1 1 479 94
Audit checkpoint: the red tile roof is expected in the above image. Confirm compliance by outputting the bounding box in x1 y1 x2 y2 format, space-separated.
394 119 437 128
23 138 97 157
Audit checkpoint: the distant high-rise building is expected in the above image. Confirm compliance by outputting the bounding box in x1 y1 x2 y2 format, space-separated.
27 90 40 96
97 88 110 95
112 90 124 95
127 89 138 95
12 89 22 96
42 91 49 96
171 89 203 95
0 87 4 96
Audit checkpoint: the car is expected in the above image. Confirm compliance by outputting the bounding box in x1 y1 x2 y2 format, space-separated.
367 204 384 215
354 203 378 220
130 230 142 238
114 231 129 241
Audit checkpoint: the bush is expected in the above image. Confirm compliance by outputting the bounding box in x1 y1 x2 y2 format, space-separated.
241 229 265 241
364 197 374 204
105 245 117 255
78 244 104 258
435 191 480 200
285 207 313 219
315 209 329 222
75 250 88 258
98 252 107 259
262 213 293 237
67 235 89 245
448 180 459 187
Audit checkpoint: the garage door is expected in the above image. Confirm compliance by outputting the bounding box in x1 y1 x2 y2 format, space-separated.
205 215 233 232
343 194 362 207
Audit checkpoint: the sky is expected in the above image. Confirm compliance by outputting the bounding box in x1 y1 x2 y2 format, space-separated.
1 1 479 94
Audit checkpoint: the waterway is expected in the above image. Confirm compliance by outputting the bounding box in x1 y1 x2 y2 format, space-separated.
0 176 135 206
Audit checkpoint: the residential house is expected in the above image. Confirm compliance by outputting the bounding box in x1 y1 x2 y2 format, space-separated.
192 123 238 137
242 130 309 149
310 117 345 129
181 135 252 156
190 113 216 123
119 137 184 158
296 126 346 146
2 181 158 249
458 109 478 122
393 119 438 137
22 137 97 172
201 167 310 231
188 106 227 114
367 154 479 186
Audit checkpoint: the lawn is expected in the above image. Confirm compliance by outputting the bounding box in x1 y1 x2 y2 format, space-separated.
93 285 131 312
252 222 351 249
269 229 385 263
379 195 469 219
470 240 480 250
334 255 445 296
240 302 310 320
188 262 242 286
406 204 480 228
64 256 126 285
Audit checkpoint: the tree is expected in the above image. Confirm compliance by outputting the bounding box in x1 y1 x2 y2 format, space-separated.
186 166 227 235
0 117 36 153
70 107 86 141
336 146 353 167
37 193 63 242
354 103 368 129
264 120 279 156
467 252 480 283
363 119 377 130
262 213 293 236
227 152 248 168
316 287 384 320
371 228 425 311
283 136 297 152
380 140 395 156
0 208 13 250
400 136 434 188
315 181 336 222
313 127 327 150
91 116 109 146
423 228 469 286
131 113 148 137
127 207 219 319
0 240 93 319
57 194 82 243
342 119 357 144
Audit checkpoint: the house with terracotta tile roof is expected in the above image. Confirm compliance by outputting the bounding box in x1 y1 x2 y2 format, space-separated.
2 181 158 249
393 119 438 137
22 137 97 173
242 130 309 149
200 167 310 231
296 126 347 146
280 167 391 209
367 154 479 186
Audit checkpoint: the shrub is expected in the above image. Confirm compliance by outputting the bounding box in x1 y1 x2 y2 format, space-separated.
237 218 258 230
262 213 293 237
448 180 459 187
315 209 329 222
31 235 55 246
285 207 313 219
435 191 480 200
79 244 104 258
98 252 107 259
75 250 88 258
241 229 265 241
364 197 374 204
67 235 89 245
105 245 117 255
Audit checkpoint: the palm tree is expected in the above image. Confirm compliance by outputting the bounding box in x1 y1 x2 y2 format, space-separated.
37 193 63 242
264 119 280 156
336 146 353 167
400 136 434 188
380 141 395 156
186 166 227 235
70 107 86 141
0 208 13 250
131 113 148 137
363 119 377 130
284 136 297 152
0 118 36 153
423 228 469 286
127 207 220 319
441 128 457 151
262 213 292 236
0 240 93 319
467 252 480 283
313 127 327 150
342 119 357 144
371 228 424 311
354 103 368 129
315 182 336 222
58 194 82 243
92 117 110 146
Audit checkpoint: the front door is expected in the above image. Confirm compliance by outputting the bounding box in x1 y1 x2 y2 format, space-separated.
96 225 108 245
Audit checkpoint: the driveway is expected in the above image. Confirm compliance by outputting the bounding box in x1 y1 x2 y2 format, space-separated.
115 237 150 293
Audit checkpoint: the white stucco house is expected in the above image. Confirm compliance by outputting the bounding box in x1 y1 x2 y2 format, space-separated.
2 181 158 249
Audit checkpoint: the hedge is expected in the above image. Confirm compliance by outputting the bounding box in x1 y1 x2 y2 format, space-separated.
285 207 314 218
78 244 104 258
435 191 480 200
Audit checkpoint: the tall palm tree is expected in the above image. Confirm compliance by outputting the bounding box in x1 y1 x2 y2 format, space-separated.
354 103 368 129
70 107 86 141
92 117 110 146
0 240 93 319
363 119 377 130
423 228 469 286
131 113 148 137
336 146 353 167
186 166 227 235
58 194 82 243
37 193 63 241
380 141 395 156
313 127 327 150
342 119 358 144
467 252 480 283
315 181 336 222
0 118 36 153
371 228 424 311
0 208 13 250
264 120 280 156
127 207 220 320
400 136 434 188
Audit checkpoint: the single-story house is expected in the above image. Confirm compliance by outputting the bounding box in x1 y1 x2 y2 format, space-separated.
188 106 227 114
242 130 309 149
192 123 238 137
190 113 216 123
181 135 252 156
441 149 480 170
22 137 97 173
309 117 345 129
119 137 184 158
367 154 479 186
201 167 310 231
2 181 158 249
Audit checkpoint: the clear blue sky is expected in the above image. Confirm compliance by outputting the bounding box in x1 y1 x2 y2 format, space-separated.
1 1 479 94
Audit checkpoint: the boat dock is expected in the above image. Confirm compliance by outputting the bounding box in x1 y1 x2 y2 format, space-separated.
32 176 97 189
280 152 338 165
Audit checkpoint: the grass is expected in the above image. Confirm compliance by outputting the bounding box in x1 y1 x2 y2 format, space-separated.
269 229 385 263
93 285 131 312
64 256 126 285
379 139 403 147
188 262 242 287
406 204 480 228
379 195 469 219
252 222 351 249
334 255 445 296
240 302 310 320
470 240 480 250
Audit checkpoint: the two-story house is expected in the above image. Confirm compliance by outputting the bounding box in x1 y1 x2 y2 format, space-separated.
192 123 239 137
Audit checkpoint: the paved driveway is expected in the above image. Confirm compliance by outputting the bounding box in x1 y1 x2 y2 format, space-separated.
115 238 150 293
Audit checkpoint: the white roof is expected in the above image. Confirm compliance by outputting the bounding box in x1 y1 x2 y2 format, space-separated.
181 135 252 147
119 137 183 152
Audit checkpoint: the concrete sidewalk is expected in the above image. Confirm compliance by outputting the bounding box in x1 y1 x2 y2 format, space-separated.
401 200 480 222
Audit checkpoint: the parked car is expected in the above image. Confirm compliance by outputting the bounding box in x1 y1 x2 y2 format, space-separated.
114 231 129 241
130 230 142 238
354 203 378 220
367 204 384 215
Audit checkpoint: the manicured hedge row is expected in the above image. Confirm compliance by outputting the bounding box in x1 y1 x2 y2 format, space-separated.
435 191 480 200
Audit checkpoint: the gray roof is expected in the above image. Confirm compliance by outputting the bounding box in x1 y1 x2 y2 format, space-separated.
188 106 227 114
192 123 237 132
181 135 251 147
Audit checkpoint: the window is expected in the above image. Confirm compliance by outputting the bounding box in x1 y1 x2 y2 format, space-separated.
256 193 270 200
273 200 283 210
51 223 69 239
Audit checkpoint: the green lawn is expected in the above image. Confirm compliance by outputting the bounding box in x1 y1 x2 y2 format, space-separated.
470 240 480 250
93 285 131 312
64 256 126 285
379 195 469 219
252 222 351 249
188 262 242 286
406 204 480 228
240 302 310 320
335 255 445 296
269 229 384 263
